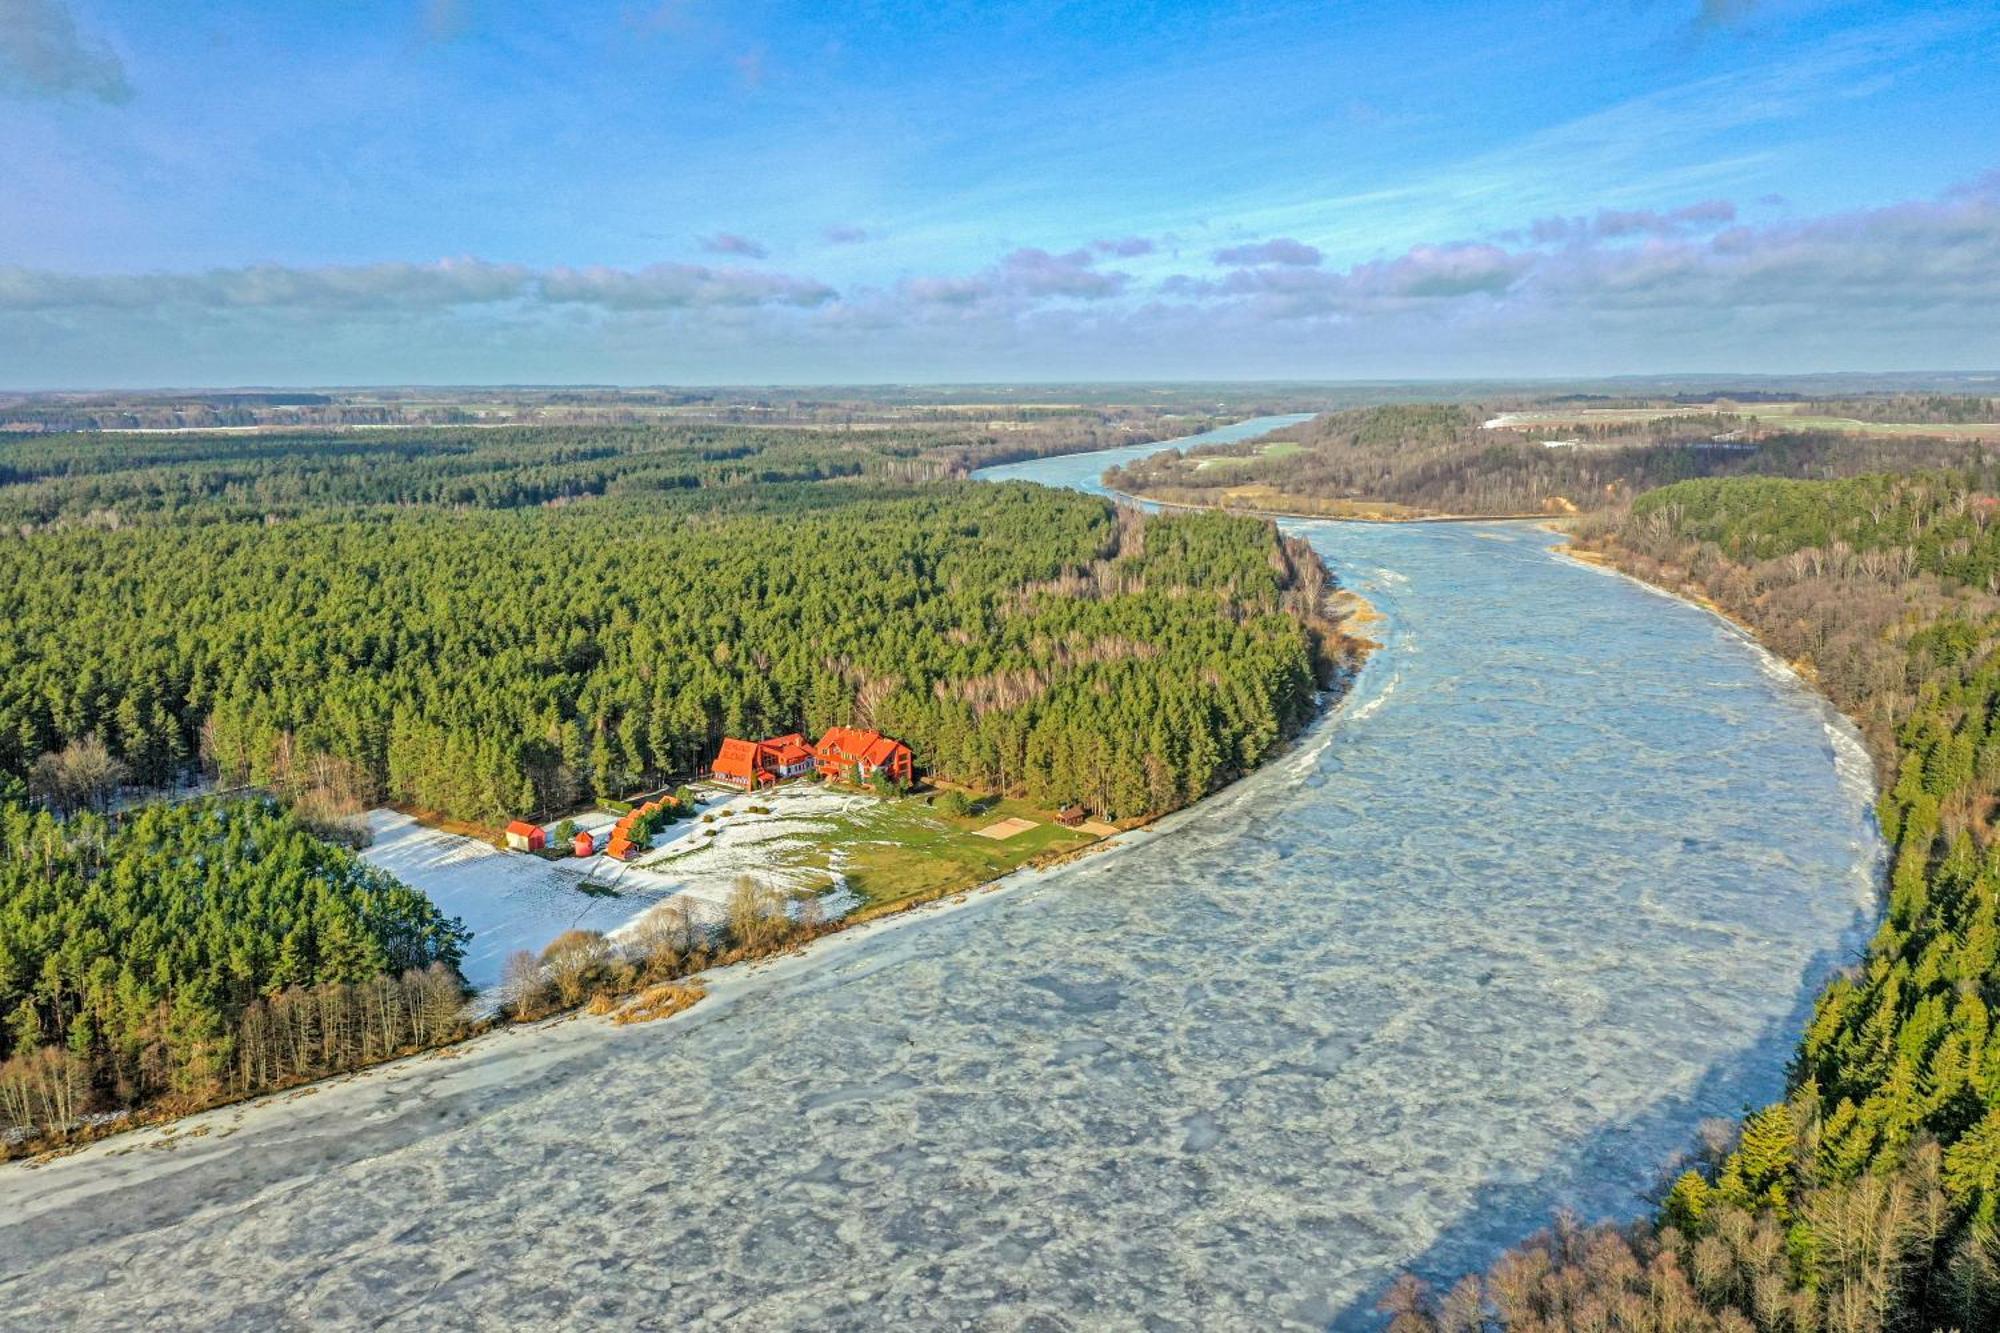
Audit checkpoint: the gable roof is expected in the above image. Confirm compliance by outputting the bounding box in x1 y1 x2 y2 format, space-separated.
504 820 540 837
713 736 765 778
815 725 878 759
861 735 905 766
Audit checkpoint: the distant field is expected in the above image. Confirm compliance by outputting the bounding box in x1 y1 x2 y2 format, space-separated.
1193 438 1306 471
1486 403 2000 440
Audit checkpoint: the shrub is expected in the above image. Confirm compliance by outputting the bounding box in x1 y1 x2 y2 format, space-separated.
540 930 609 1008
613 981 706 1026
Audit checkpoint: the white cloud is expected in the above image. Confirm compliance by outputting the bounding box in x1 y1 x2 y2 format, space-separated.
5 175 1999 383
1213 238 1322 267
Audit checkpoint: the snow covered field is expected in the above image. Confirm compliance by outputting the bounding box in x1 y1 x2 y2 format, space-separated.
361 811 650 991
363 785 871 990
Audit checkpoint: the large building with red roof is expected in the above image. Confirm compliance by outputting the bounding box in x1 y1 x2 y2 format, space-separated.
711 733 817 789
813 726 914 786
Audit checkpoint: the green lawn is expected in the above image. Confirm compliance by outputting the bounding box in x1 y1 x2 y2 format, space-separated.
1192 439 1305 472
841 795 1095 911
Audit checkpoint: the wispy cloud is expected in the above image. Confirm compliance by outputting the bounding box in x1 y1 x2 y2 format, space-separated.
1213 238 1322 267
1694 0 1760 32
0 0 131 103
699 232 769 259
898 247 1130 309
823 224 872 245
1523 199 1738 244
423 0 473 42
7 175 1998 381
1092 236 1156 257
0 257 836 311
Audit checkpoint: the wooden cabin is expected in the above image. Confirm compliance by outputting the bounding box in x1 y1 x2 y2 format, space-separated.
572 829 597 857
504 820 546 852
813 726 914 786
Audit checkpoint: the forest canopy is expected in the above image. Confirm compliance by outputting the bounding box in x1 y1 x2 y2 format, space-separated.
0 424 1349 826
1105 402 1998 520
0 797 467 1137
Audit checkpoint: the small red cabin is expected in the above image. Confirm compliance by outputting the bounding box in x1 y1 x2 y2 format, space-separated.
573 830 597 857
504 820 546 852
606 835 636 861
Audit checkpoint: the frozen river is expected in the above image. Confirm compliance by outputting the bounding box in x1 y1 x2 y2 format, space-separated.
0 418 1879 1329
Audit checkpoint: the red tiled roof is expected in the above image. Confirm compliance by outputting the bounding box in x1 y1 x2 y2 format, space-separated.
713 737 764 780
861 736 904 766
504 820 540 837
814 726 876 760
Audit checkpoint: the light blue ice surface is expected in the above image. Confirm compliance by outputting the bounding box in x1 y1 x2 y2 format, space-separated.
0 419 1880 1330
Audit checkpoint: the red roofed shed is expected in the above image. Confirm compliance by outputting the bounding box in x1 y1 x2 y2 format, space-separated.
504 820 546 852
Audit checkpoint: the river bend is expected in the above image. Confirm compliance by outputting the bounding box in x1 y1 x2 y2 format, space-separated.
0 418 1878 1330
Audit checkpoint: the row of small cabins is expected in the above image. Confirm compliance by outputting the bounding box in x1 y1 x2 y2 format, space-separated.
503 727 915 859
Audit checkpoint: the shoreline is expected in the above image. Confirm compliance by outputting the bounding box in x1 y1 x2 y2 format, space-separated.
0 656 1377 1189
1104 485 1552 525
5 570 1379 1168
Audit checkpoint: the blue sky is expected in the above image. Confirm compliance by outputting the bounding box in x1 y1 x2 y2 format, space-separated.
2 0 1997 385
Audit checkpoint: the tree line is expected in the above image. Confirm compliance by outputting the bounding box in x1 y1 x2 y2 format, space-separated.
1104 402 1997 519
0 797 468 1144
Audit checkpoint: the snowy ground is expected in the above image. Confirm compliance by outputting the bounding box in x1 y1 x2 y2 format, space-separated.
363 785 871 990
594 783 876 937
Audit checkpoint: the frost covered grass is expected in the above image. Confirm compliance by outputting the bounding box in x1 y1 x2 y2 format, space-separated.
365 785 1101 993
611 782 1096 916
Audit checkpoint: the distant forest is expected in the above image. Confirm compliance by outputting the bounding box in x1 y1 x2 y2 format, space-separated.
1105 402 1997 518
0 415 1182 527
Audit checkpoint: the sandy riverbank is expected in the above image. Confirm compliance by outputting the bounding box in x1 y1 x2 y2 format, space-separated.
1107 486 1552 525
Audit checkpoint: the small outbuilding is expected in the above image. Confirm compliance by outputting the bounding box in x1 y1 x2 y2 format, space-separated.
606 834 636 861
504 820 546 852
573 829 598 857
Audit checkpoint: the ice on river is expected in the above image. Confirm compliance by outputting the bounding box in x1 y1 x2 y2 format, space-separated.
0 423 1880 1330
